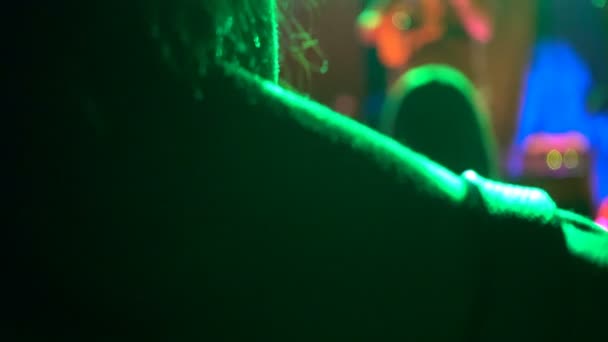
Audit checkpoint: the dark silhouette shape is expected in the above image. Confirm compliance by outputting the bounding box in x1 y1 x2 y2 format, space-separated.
381 65 498 177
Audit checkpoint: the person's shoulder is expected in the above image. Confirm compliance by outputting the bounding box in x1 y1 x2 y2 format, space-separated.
214 62 471 206
462 170 608 268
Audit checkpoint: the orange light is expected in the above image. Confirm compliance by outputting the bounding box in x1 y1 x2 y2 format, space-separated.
364 0 446 69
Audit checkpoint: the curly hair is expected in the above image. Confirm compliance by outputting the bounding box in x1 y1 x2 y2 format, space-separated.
146 0 324 84
142 0 280 80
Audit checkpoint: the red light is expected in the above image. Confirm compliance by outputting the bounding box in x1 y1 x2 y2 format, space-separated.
596 198 608 229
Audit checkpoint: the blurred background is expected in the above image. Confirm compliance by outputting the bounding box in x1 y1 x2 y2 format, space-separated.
280 0 608 220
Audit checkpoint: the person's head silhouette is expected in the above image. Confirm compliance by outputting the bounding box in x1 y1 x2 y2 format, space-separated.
381 64 498 177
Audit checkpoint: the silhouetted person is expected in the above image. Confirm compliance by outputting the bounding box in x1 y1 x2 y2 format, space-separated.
381 65 497 177
7 1 608 341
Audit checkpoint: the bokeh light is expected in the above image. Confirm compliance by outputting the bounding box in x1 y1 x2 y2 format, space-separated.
563 148 580 169
546 149 563 170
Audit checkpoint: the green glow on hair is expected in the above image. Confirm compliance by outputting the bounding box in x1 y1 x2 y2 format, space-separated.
149 0 280 82
269 0 280 82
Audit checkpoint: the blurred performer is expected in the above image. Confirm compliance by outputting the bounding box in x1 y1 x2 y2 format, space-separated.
357 0 493 69
380 65 498 177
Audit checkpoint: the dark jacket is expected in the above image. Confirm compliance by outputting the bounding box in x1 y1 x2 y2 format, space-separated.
8 4 608 341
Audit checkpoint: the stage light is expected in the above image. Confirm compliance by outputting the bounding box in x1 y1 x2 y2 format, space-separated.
564 149 580 169
392 11 413 31
546 149 563 171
